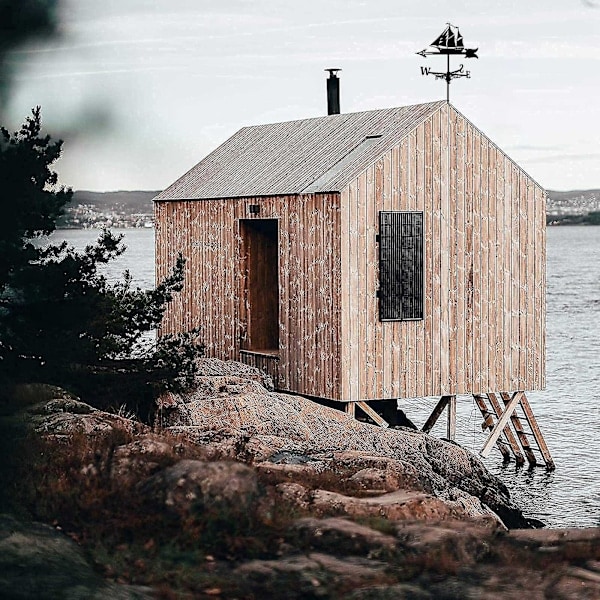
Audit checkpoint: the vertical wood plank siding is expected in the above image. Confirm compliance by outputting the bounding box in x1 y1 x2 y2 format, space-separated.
340 103 545 400
154 193 342 400
155 104 545 403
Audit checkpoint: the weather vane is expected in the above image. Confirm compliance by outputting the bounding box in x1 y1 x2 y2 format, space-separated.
417 23 478 102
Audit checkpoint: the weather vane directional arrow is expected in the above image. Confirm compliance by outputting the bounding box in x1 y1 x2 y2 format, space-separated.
417 23 478 102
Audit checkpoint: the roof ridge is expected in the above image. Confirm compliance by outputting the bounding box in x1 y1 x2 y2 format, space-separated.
155 101 447 201
240 100 447 131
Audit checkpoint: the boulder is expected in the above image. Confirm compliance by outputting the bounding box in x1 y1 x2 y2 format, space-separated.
0 513 152 599
27 397 148 441
291 517 398 556
308 488 477 523
235 552 389 599
139 458 260 516
110 433 186 481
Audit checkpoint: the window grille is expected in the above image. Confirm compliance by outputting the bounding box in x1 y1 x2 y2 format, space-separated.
378 211 424 321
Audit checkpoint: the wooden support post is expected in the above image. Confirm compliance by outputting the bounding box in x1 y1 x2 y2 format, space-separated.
473 394 511 461
422 396 450 433
488 392 525 465
345 402 355 418
447 395 456 441
518 393 555 470
480 392 523 458
499 392 537 467
356 401 389 428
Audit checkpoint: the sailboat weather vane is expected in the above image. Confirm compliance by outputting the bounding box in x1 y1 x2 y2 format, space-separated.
417 23 478 102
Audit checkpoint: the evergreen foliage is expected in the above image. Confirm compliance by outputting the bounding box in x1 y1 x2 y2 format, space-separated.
0 108 203 410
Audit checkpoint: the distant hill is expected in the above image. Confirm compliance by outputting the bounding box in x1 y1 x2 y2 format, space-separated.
57 188 600 228
72 190 159 213
546 189 600 225
58 190 160 229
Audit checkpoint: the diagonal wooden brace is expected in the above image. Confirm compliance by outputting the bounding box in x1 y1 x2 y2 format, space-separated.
480 392 523 458
422 396 450 433
421 396 456 441
473 394 511 460
499 391 537 466
519 393 555 470
356 401 389 428
488 392 525 465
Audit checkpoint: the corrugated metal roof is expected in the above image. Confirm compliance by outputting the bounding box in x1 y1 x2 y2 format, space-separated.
155 101 446 201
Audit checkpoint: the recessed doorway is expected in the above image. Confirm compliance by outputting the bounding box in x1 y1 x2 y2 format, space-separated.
240 219 279 352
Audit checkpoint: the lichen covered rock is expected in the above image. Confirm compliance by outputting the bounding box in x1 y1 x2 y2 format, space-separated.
157 361 528 527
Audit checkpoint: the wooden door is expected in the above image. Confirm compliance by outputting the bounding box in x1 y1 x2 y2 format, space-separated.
240 219 279 352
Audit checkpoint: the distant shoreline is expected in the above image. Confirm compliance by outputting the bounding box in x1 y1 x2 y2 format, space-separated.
58 189 600 229
55 224 154 230
547 212 600 226
55 220 598 230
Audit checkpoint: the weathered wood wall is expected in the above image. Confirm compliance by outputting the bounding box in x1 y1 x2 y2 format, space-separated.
155 193 342 400
340 102 546 401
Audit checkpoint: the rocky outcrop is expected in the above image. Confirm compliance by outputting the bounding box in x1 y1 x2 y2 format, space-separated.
21 361 523 526
140 459 260 516
27 396 148 440
157 358 528 528
5 375 600 599
0 514 152 599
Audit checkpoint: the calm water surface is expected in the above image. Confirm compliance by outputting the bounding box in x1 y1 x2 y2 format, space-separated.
53 226 600 528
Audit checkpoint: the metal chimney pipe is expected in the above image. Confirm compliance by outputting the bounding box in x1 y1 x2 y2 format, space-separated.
325 68 341 115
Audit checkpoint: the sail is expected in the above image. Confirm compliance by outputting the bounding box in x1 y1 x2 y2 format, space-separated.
430 24 465 51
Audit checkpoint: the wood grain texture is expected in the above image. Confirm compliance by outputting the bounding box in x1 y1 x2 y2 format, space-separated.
155 193 342 400
155 104 546 403
337 103 545 400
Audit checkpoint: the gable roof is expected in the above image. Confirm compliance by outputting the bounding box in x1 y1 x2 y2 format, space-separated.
155 101 446 201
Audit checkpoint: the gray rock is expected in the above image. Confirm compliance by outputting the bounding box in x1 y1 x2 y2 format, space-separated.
235 552 388 599
139 458 260 515
0 514 152 599
27 397 97 416
110 433 181 480
23 398 148 441
345 584 433 599
291 517 397 556
158 362 528 527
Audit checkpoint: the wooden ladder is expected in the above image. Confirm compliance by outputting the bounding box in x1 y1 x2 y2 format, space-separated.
474 392 555 470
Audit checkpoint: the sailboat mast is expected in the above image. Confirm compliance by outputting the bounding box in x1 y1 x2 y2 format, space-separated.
446 53 450 102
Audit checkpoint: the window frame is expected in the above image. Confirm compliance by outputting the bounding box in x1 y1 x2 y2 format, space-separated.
377 210 424 322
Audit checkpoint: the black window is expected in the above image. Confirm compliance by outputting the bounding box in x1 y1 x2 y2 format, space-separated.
378 211 424 321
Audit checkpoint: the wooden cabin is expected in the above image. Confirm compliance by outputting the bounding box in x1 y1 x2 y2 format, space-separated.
155 100 553 467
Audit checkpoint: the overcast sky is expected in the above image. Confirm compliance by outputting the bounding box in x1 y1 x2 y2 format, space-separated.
5 0 600 192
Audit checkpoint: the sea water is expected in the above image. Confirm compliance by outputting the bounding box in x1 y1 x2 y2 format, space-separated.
51 226 600 528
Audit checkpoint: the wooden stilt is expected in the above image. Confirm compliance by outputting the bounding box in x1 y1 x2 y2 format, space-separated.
475 391 554 469
421 396 456 440
345 391 554 470
422 396 450 433
518 393 555 470
356 401 389 428
473 394 512 461
447 395 456 441
499 392 537 467
488 392 526 465
480 392 523 458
